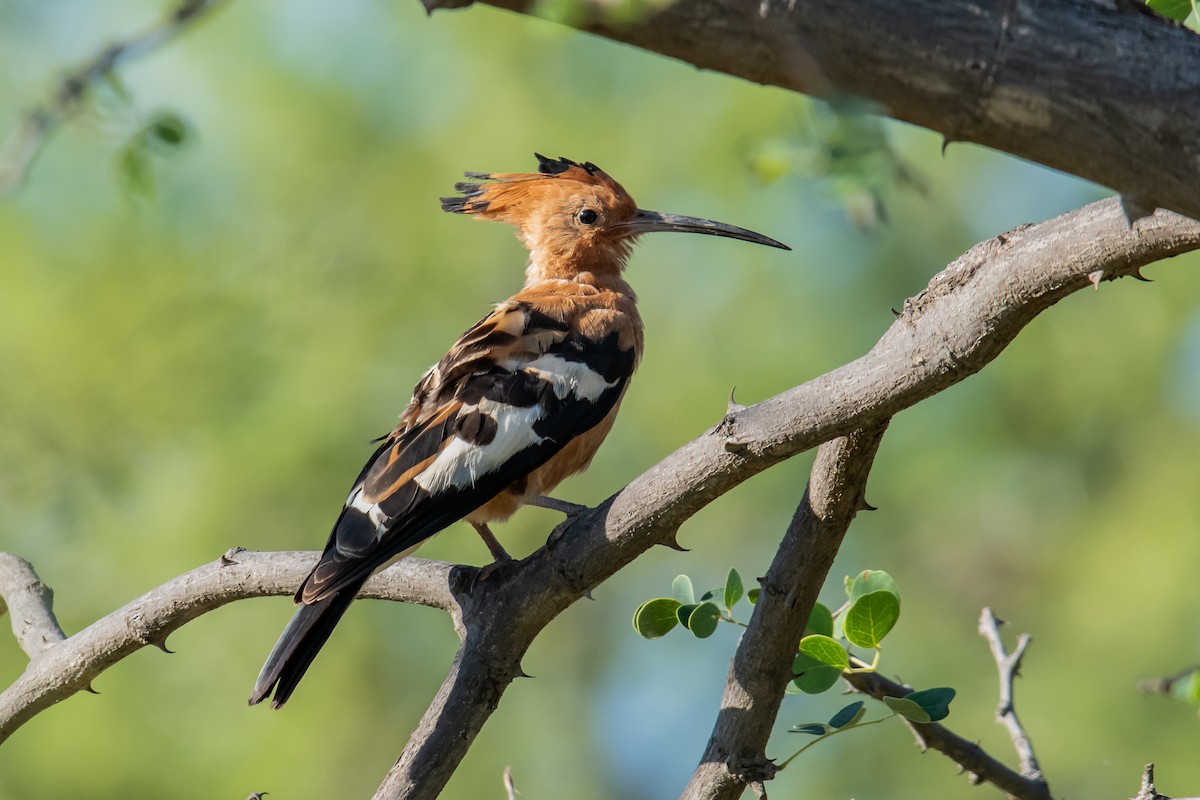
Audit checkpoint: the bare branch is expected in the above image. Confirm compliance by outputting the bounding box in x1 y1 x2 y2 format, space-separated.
679 423 888 800
435 0 1200 222
0 550 456 746
1132 763 1200 800
0 554 67 659
979 608 1045 785
843 669 1052 800
0 0 227 196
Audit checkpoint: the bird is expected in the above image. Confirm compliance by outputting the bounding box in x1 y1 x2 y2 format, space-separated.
249 154 789 708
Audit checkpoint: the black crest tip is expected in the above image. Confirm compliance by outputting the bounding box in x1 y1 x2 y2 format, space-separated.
463 171 491 180
535 152 575 175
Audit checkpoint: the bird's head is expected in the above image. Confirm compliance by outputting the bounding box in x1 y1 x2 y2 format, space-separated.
442 154 789 284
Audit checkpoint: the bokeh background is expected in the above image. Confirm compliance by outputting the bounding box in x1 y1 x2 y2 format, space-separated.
2 2 1199 798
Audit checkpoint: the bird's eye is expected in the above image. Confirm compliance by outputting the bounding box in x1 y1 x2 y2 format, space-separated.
577 209 598 225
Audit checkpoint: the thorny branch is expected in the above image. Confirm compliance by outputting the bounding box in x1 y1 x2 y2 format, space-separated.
1139 664 1200 697
679 424 888 800
843 669 1053 800
433 0 1200 223
3 198 1200 799
980 608 1046 786
0 0 227 197
0 550 456 746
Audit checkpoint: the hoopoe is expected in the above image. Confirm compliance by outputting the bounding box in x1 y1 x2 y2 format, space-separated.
249 154 788 708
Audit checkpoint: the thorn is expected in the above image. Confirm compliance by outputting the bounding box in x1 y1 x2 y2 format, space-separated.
151 635 174 654
940 136 953 156
220 546 245 566
247 794 270 800
514 665 535 679
727 386 747 414
857 497 877 512
890 307 900 317
84 683 100 695
661 535 690 553
1130 267 1153 282
1087 269 1104 289
581 588 596 601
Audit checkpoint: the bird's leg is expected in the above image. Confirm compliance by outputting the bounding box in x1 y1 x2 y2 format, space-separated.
527 495 590 517
472 521 514 582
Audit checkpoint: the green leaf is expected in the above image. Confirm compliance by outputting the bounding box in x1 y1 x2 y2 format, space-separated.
843 590 900 649
792 634 849 694
699 587 723 602
747 588 761 605
907 687 956 722
883 695 931 723
687 601 722 639
828 700 866 729
804 602 834 638
632 598 681 639
1147 0 1194 22
846 569 900 604
724 568 744 609
672 575 695 605
148 112 188 147
1185 671 1200 705
789 723 831 735
677 603 699 626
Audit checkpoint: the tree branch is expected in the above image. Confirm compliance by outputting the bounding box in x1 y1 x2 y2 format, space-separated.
679 423 888 800
0 554 67 659
430 0 1200 222
979 608 1046 786
843 668 1053 800
0 0 227 196
0 549 457 746
1133 764 1200 800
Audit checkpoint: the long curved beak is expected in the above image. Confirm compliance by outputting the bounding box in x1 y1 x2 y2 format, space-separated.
614 209 790 250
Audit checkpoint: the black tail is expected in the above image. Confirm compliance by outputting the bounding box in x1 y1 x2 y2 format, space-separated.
248 577 366 709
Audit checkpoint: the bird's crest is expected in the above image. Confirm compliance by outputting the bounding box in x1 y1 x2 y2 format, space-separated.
440 153 633 218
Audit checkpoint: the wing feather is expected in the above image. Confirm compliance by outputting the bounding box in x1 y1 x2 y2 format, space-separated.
297 293 636 603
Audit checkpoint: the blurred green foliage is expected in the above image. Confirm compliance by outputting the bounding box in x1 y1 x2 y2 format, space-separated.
2 2 1200 799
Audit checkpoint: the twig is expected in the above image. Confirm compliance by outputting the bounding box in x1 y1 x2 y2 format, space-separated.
0 554 67 658
0 0 227 196
979 608 1045 786
1131 763 1200 800
503 766 517 800
843 670 1052 800
678 424 889 800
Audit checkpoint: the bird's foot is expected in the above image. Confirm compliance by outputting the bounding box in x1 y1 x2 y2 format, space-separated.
476 552 515 583
471 522 516 583
528 495 590 518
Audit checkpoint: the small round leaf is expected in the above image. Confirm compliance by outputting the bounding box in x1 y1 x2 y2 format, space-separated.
907 687 956 722
747 588 761 606
843 590 900 649
792 635 849 694
687 602 722 638
789 723 831 736
827 700 866 729
847 569 900 604
633 598 681 639
672 575 695 605
804 601 834 638
724 568 744 609
883 695 931 723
